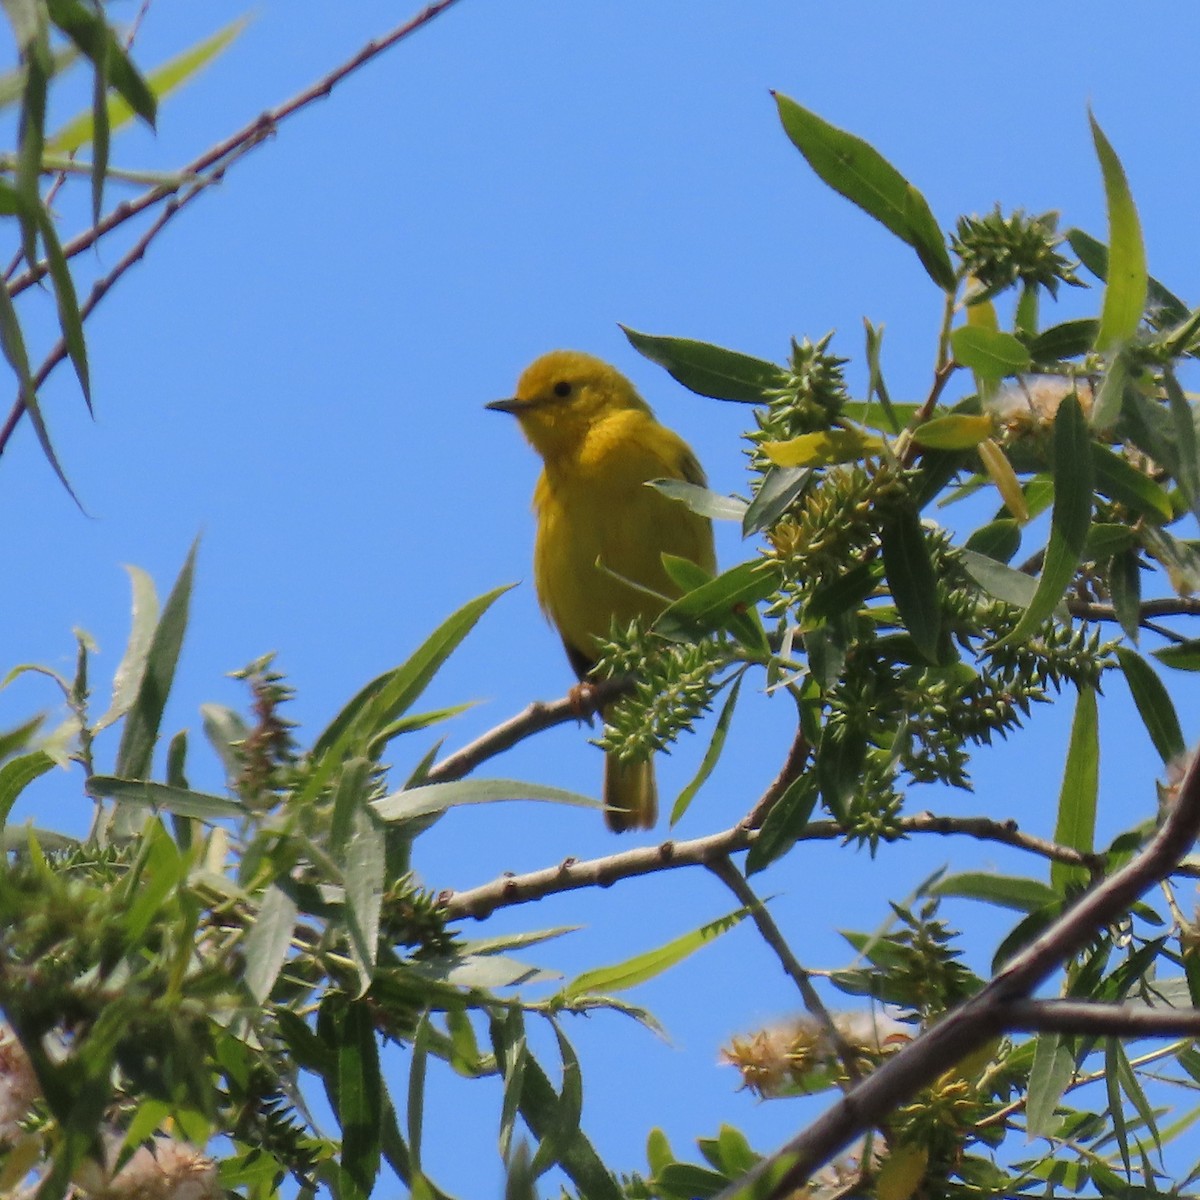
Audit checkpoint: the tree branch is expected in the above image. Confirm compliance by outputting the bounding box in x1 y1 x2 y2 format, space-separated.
440 799 1099 921
1000 998 1200 1038
718 746 1200 1200
0 0 467 458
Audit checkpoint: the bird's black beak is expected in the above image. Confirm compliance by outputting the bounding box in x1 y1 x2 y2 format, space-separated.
484 397 524 414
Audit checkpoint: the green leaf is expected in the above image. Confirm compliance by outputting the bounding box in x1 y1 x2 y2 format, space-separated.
95 565 159 731
562 906 748 999
647 477 747 522
1164 366 1200 524
745 769 819 875
0 750 53 831
114 540 198 781
911 413 995 450
761 426 884 468
741 466 811 537
1026 1032 1075 1137
879 508 942 663
1152 640 1200 672
1067 228 1187 325
949 326 1031 377
1089 113 1147 351
773 93 955 292
495 1012 527 1163
47 17 245 154
87 777 244 821
932 871 1059 913
332 759 384 994
1116 647 1185 764
670 675 742 825
1051 686 1098 894
654 559 775 653
999 395 1092 644
45 0 156 125
407 1013 431 1174
242 883 298 1003
373 778 599 821
1108 548 1142 643
0 714 43 763
528 1020 584 1179
310 585 512 762
33 205 89 406
964 520 1020 564
862 317 901 433
1090 442 1172 524
621 326 787 403
337 1003 382 1200
655 1163 729 1198
1027 318 1100 363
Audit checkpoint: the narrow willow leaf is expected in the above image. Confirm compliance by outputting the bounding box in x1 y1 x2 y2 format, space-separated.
337 1003 382 1200
621 326 787 403
773 94 955 291
949 326 1032 376
0 242 81 506
0 715 43 763
977 438 1030 522
242 883 298 1003
1164 367 1200 525
654 559 775 651
47 17 245 153
373 778 598 822
33 206 89 406
115 540 198 780
761 427 884 468
343 806 385 994
87 777 244 821
879 509 942 663
656 1164 729 1198
1051 686 1099 894
1083 523 1134 559
745 771 819 875
528 1021 584 1179
1089 114 1147 351
964 520 1020 564
648 478 747 522
999 395 1092 645
45 0 156 125
95 565 159 731
1105 1040 1132 1175
1066 228 1188 326
862 318 900 433
1028 318 1100 363
1091 442 1172 523
741 466 810 537
911 413 994 451
671 675 742 825
932 872 1059 913
514 1051 622 1200
562 906 749 999
1108 549 1142 644
310 584 512 762
0 750 53 830
660 553 713 594
1152 640 1200 671
407 1013 431 1174
1116 647 1185 764
1026 1032 1075 1137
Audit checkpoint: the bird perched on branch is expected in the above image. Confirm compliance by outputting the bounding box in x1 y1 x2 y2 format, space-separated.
487 350 716 832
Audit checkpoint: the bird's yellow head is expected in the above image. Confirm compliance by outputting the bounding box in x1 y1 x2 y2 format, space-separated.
486 350 652 461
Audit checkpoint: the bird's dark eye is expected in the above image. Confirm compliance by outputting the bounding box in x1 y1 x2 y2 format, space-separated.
553 380 572 398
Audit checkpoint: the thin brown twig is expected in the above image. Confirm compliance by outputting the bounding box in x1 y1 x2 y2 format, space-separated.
708 855 862 1085
440 800 1099 920
422 678 628 786
0 0 467 461
7 0 465 302
716 746 1200 1200
1069 597 1200 623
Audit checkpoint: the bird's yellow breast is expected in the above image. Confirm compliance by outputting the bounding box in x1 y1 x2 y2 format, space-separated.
532 407 715 666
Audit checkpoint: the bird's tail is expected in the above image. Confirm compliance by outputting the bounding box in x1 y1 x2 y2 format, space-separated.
603 753 657 832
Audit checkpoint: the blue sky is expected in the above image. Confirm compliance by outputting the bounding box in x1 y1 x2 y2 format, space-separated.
5 1 1200 1193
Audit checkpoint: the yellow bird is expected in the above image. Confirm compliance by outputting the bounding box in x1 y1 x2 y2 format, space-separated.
487 350 716 832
